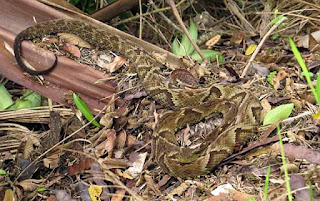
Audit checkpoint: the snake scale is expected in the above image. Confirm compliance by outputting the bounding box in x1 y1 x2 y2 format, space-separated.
14 19 261 178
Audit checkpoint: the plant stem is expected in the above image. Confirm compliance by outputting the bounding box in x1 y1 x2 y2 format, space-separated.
277 124 292 201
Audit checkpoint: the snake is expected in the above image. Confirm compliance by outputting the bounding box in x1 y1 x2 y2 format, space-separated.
14 19 261 178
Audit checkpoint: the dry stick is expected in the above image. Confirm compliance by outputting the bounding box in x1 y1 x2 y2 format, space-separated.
14 105 107 182
150 0 182 32
165 0 207 62
139 0 143 39
240 16 287 78
113 0 187 26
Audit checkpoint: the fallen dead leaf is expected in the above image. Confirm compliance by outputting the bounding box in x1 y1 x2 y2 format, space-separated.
272 143 320 165
88 185 102 201
125 152 147 178
111 189 126 201
230 32 245 45
290 174 312 201
57 33 92 48
98 55 127 73
43 153 61 169
95 129 117 157
145 174 162 196
165 182 190 198
280 163 299 174
17 179 45 192
68 156 94 176
53 190 77 201
97 158 130 169
206 35 221 48
60 43 81 58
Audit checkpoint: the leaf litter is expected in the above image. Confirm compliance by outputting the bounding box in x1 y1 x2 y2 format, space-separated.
2 1 320 200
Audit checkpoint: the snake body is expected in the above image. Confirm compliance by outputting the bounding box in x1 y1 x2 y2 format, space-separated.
14 19 261 178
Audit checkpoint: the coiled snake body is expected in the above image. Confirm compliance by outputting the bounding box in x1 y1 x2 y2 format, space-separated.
14 19 261 178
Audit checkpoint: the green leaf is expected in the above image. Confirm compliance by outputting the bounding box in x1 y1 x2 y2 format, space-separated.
0 169 7 175
267 71 277 88
316 73 320 98
301 72 314 77
0 84 14 110
271 33 280 40
270 15 284 26
190 49 224 62
180 19 198 55
174 19 198 56
172 37 181 56
36 187 47 192
22 90 41 108
15 99 33 109
289 37 320 105
263 103 294 125
73 93 100 127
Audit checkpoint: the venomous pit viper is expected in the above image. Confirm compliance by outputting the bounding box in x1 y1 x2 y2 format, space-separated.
14 19 261 178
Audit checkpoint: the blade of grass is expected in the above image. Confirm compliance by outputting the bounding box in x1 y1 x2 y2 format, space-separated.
308 181 314 201
277 124 292 201
316 73 320 96
264 165 271 201
289 37 320 105
73 93 100 128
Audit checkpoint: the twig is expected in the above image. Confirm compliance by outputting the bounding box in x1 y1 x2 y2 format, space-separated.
150 0 182 32
240 16 287 78
166 0 207 61
14 104 107 182
112 0 188 26
139 0 143 39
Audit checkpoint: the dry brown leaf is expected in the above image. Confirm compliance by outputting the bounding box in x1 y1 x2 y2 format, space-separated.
195 64 211 78
280 163 299 174
115 169 134 179
43 153 61 169
166 182 190 198
57 33 92 48
98 55 127 73
125 152 147 178
3 189 17 201
228 189 256 201
97 158 130 169
124 91 148 101
290 175 312 201
104 129 116 153
17 179 45 191
272 69 287 90
53 190 77 201
60 43 81 58
230 32 245 45
45 195 58 201
206 35 221 48
260 98 271 122
115 130 126 149
145 174 162 196
100 95 116 128
22 134 40 158
157 175 171 188
272 143 320 165
68 156 94 176
111 189 126 201
209 185 255 201
95 129 116 157
126 135 137 147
